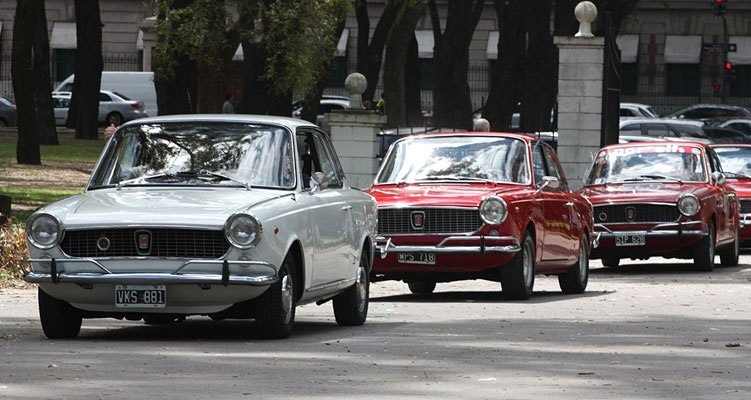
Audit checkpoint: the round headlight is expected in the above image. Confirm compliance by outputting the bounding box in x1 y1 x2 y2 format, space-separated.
479 196 508 225
678 194 700 216
224 214 262 249
27 213 62 249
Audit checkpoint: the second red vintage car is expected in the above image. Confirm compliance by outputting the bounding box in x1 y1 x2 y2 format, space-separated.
711 144 751 247
580 141 740 270
366 132 594 300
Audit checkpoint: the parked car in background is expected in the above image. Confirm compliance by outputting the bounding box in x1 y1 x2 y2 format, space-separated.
701 126 751 144
708 117 751 137
579 141 740 271
292 95 350 119
710 144 751 247
22 114 378 339
666 104 751 121
55 71 158 117
619 118 710 142
52 90 148 126
620 102 659 119
0 96 17 127
366 132 594 300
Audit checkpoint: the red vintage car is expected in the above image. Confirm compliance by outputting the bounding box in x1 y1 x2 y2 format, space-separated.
366 132 594 300
711 144 751 247
579 141 740 270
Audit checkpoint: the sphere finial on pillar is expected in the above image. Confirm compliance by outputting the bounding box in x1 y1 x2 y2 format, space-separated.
574 1 598 38
344 72 367 110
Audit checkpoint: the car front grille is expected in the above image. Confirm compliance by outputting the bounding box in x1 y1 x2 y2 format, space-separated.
594 204 679 224
60 228 230 258
377 208 482 235
740 200 751 214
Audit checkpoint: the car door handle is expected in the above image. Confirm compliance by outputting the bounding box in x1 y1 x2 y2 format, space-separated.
341 205 352 211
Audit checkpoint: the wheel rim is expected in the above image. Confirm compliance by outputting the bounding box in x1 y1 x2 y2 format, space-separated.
280 274 294 324
523 238 534 287
579 238 588 284
355 266 368 313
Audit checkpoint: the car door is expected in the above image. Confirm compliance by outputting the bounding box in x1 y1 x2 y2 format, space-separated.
706 148 737 244
296 129 352 289
98 92 113 123
532 142 579 264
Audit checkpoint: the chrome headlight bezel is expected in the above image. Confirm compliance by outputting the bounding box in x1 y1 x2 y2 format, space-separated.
479 196 508 225
26 213 63 250
224 213 262 249
678 194 701 216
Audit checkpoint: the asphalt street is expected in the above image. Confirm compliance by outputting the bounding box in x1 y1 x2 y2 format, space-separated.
1 257 750 400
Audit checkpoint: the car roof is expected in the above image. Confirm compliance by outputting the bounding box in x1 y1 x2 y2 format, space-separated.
619 118 704 127
396 130 539 145
620 102 652 108
119 113 320 130
603 140 708 151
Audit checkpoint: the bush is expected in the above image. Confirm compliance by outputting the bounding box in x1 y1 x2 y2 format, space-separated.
0 221 30 288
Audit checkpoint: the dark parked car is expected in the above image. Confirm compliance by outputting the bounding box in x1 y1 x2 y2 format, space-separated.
0 96 17 127
702 126 751 144
666 104 751 121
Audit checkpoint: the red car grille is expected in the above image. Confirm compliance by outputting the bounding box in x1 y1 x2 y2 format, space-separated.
60 228 230 258
377 208 482 234
740 200 751 214
594 204 679 223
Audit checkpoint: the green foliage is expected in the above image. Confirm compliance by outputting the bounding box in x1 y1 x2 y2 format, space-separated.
0 222 29 288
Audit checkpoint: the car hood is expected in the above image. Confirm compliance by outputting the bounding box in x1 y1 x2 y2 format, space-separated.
579 183 703 204
726 179 751 199
366 183 526 208
36 187 287 229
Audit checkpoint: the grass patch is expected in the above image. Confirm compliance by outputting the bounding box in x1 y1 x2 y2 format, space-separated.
0 134 104 163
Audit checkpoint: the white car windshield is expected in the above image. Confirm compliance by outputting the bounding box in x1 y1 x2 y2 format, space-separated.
586 145 707 184
714 146 751 178
376 135 530 184
90 122 294 189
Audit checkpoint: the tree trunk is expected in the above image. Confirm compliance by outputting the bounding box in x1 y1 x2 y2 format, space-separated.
382 2 424 128
519 0 555 133
67 0 103 140
429 0 484 130
404 35 423 127
12 0 40 164
486 0 526 132
32 0 57 145
355 0 399 104
154 55 197 116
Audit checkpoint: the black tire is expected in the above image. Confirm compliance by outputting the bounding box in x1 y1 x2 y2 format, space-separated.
601 257 620 267
106 112 124 126
501 232 535 300
254 254 296 339
333 253 370 326
407 281 436 294
719 226 740 267
694 222 715 271
558 235 590 294
38 288 82 339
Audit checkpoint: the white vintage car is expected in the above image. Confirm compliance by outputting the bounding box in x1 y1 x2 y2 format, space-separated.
23 114 378 339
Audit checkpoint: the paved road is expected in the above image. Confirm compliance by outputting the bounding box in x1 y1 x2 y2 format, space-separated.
1 257 750 400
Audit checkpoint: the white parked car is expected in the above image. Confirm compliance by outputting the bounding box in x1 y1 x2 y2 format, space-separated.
52 90 148 126
23 114 378 339
620 102 659 119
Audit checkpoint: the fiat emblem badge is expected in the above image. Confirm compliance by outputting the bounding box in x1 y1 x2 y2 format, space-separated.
411 211 425 230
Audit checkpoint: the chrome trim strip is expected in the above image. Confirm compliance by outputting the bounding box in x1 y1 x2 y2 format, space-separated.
375 235 520 255
22 258 277 286
594 220 708 238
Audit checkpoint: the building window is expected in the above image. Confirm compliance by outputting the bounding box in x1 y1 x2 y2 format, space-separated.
666 64 699 96
326 56 347 88
621 63 638 96
729 65 751 97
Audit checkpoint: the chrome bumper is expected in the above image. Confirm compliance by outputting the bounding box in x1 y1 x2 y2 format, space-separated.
594 220 708 239
374 235 521 258
740 214 751 228
22 258 278 286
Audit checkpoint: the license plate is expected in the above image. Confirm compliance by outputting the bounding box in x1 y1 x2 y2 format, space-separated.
115 285 166 308
398 252 436 265
615 233 645 246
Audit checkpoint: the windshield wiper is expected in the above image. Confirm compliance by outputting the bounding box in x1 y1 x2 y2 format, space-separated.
116 171 251 190
621 174 683 182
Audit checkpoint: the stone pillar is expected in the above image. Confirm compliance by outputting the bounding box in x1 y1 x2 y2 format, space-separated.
327 73 387 189
140 17 157 72
554 1 603 190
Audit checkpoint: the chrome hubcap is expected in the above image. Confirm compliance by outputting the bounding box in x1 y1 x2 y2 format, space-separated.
356 266 368 312
281 274 293 323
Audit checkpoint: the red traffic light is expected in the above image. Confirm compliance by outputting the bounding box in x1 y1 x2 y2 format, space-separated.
725 61 734 70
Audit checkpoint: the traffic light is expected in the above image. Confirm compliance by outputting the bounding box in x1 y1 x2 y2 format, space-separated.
712 0 727 16
725 61 736 80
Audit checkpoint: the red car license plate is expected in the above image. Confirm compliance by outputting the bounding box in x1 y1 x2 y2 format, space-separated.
615 233 645 246
398 252 436 265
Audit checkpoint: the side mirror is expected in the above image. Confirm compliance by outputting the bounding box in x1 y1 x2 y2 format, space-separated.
540 175 560 190
711 171 726 185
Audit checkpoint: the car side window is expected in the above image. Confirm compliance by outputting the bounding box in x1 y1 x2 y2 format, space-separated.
541 144 567 191
296 130 342 189
620 123 641 133
99 92 111 102
706 148 723 174
532 144 546 188
644 123 673 137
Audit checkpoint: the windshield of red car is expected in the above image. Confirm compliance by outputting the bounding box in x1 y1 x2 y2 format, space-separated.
89 122 294 189
586 145 707 185
714 146 751 178
376 136 530 184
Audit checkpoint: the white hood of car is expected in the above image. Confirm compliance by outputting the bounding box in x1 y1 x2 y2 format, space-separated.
37 187 287 229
